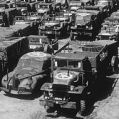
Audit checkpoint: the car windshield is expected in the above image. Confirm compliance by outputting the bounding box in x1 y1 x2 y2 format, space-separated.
54 59 81 68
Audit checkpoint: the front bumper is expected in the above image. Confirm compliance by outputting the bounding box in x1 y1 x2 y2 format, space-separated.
0 86 32 95
40 99 76 109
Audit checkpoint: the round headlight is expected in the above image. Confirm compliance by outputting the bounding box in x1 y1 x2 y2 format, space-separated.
49 84 52 89
70 85 74 91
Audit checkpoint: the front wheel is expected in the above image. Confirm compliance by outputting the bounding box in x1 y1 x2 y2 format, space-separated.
76 99 86 117
80 100 86 115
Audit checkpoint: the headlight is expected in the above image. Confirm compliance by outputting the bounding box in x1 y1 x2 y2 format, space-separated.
78 62 81 68
70 85 74 91
55 61 58 67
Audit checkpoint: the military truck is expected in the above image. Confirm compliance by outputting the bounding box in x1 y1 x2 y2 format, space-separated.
97 25 119 41
1 52 51 95
97 14 119 41
36 2 53 16
39 17 63 39
27 35 58 52
70 10 99 41
40 40 118 117
14 16 39 36
69 0 91 12
0 37 29 83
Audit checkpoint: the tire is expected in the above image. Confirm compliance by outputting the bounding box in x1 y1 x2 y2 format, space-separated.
76 99 86 116
80 100 86 115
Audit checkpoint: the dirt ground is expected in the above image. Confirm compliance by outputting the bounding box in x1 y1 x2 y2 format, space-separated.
0 91 44 119
88 78 119 119
0 91 74 119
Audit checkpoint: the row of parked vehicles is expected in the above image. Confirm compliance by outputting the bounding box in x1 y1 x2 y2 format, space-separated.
0 34 117 117
0 0 119 118
97 10 119 41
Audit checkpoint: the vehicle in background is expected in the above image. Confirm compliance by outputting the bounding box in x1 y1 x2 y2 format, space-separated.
36 2 53 16
14 15 39 36
96 0 114 15
27 35 58 53
0 37 29 82
39 16 65 39
97 25 119 41
70 10 99 41
97 10 119 41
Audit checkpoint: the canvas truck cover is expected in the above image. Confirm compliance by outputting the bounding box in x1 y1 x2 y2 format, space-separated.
13 52 51 80
55 40 117 69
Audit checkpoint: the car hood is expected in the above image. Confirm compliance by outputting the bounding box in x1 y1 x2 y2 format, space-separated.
53 70 79 85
